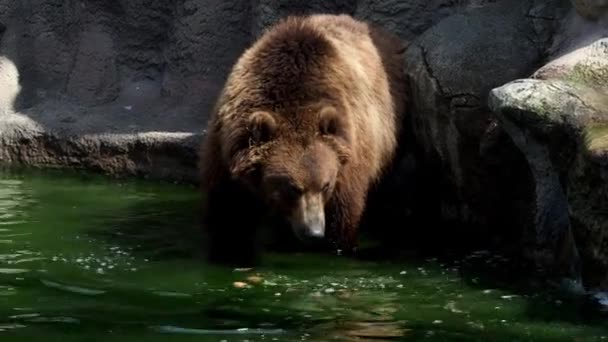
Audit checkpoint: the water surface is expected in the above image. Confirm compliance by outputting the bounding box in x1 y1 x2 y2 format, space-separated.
0 169 606 341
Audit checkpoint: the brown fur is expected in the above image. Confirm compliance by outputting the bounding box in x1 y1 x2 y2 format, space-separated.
199 14 407 265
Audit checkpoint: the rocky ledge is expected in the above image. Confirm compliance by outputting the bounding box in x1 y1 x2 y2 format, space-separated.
0 101 201 183
490 37 608 290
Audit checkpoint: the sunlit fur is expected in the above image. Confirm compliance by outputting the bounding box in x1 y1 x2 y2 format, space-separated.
199 14 407 261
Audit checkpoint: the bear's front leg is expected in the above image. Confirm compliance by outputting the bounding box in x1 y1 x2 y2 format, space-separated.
326 181 367 255
202 178 263 266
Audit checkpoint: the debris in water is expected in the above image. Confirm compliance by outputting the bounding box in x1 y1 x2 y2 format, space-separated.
444 301 466 314
467 321 485 330
246 275 263 284
233 282 249 289
500 295 518 300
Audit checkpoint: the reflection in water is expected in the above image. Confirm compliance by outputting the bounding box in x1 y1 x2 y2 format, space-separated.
0 179 38 276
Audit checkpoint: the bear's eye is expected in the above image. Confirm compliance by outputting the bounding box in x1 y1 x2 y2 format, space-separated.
320 117 338 136
284 183 303 199
322 182 331 193
319 107 340 136
248 111 277 144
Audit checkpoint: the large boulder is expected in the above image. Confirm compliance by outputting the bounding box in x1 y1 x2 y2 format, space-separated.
490 37 608 289
401 0 575 276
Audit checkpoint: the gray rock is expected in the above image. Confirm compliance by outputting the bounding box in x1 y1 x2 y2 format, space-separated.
65 27 119 105
571 0 608 21
535 38 608 90
0 56 19 115
0 0 514 181
355 0 497 42
0 109 201 183
402 0 570 259
252 0 356 37
489 79 594 279
490 36 608 287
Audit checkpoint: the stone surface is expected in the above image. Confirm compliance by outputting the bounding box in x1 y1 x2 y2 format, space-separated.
0 56 19 115
535 38 608 89
401 0 571 258
0 0 514 179
571 0 608 21
490 35 608 288
0 108 201 182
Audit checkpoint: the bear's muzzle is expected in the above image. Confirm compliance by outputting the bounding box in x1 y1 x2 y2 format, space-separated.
290 192 325 241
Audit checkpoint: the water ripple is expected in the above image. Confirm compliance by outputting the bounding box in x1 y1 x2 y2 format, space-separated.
41 279 106 296
0 268 30 274
150 325 286 335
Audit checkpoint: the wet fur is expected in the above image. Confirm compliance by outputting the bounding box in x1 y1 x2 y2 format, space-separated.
199 14 407 265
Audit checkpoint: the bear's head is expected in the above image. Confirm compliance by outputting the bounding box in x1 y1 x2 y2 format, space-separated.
228 104 353 243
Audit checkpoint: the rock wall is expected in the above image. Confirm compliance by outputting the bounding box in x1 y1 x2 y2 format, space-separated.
0 0 495 118
400 0 572 272
0 0 505 181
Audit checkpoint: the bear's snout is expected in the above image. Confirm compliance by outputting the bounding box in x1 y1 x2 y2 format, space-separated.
290 193 325 242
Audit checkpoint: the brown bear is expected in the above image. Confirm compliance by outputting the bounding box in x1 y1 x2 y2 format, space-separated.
199 14 407 265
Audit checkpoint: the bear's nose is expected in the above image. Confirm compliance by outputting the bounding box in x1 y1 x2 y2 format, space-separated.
291 192 325 242
293 222 325 241
305 222 325 239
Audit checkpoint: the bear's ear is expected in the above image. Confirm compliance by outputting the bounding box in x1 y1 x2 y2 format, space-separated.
319 106 349 141
247 111 277 144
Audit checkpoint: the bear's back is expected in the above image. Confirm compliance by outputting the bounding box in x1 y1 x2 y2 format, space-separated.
307 15 403 179
220 14 404 181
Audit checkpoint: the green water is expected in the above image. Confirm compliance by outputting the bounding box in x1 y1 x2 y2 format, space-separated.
0 169 606 341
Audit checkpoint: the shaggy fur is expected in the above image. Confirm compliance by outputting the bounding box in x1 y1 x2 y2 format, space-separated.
199 14 407 265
